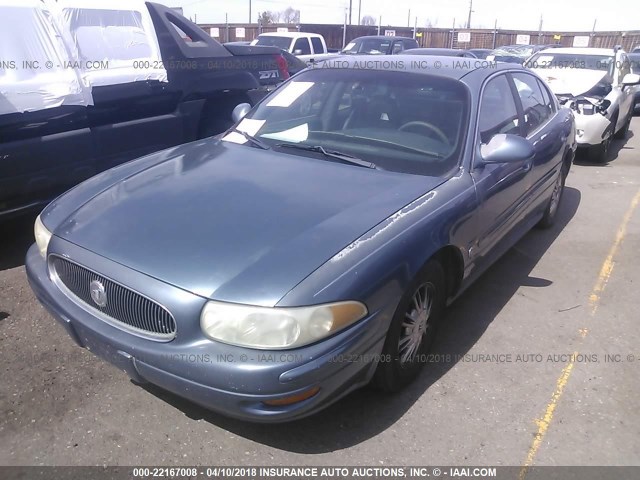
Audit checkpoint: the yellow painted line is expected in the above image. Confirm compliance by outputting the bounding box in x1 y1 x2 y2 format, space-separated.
519 188 640 479
589 190 640 315
519 358 576 480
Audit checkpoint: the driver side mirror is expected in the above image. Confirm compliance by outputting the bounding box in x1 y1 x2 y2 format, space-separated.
231 103 251 123
479 134 535 165
622 73 640 86
293 49 303 55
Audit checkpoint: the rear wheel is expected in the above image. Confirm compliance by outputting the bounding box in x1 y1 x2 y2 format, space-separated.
372 260 446 392
537 164 567 229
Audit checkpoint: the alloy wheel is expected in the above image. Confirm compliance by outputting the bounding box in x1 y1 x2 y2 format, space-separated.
398 282 435 365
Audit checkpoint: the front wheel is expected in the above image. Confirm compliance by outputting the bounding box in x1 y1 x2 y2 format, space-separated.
372 260 446 392
613 112 631 140
587 136 611 163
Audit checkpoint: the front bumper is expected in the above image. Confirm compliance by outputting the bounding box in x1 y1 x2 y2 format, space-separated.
574 112 611 147
26 242 387 422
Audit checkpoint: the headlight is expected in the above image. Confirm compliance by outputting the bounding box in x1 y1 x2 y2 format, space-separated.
34 215 52 259
200 300 368 349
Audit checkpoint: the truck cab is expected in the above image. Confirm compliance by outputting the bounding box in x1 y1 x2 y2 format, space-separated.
251 32 334 64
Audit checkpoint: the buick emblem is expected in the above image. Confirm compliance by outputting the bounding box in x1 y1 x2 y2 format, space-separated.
90 280 107 307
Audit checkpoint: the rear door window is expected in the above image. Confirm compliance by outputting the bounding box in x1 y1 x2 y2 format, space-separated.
310 37 324 54
293 38 311 55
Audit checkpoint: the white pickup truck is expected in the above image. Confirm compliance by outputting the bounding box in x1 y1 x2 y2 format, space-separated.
250 32 336 64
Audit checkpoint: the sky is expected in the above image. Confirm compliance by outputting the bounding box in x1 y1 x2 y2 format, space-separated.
156 0 639 31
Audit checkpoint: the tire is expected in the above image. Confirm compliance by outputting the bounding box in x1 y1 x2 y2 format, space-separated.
587 136 611 163
372 260 446 392
588 113 617 163
537 163 567 229
614 112 631 140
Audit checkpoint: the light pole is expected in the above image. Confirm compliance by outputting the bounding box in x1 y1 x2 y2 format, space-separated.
466 0 473 29
343 8 348 48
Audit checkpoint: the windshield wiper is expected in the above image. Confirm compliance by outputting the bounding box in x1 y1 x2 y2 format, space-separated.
228 128 270 150
275 143 377 169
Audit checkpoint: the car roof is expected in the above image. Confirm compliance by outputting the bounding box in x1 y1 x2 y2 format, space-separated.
258 32 323 39
353 36 415 41
404 48 470 56
315 54 523 80
536 47 616 55
495 44 532 49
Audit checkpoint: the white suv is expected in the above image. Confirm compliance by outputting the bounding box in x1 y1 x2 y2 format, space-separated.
527 47 640 162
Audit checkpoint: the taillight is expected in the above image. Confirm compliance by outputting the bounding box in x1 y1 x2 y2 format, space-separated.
275 54 290 80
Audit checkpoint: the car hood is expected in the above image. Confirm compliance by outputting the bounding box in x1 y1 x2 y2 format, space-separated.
532 68 610 97
54 140 442 306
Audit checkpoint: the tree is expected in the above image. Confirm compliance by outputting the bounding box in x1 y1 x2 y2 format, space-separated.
282 7 300 24
257 11 275 24
361 15 376 26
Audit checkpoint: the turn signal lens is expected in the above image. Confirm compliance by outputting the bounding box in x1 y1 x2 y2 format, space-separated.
263 387 320 406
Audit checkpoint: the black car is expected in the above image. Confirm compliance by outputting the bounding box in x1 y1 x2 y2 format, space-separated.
341 36 419 55
225 43 307 77
469 48 493 59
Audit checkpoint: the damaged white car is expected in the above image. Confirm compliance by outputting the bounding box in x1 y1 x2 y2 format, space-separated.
527 47 640 162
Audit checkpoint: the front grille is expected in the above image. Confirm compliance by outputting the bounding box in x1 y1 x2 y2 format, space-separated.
51 256 176 341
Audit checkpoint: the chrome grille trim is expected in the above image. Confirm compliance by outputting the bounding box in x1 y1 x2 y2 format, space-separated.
50 255 176 341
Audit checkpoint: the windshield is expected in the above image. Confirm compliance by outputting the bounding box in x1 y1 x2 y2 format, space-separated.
526 53 614 71
494 45 534 58
342 39 391 55
222 69 469 176
254 36 292 50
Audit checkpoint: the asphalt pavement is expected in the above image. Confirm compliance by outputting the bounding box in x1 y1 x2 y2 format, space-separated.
1 118 639 467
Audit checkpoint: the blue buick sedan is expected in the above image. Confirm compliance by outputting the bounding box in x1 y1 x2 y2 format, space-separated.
27 57 576 422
